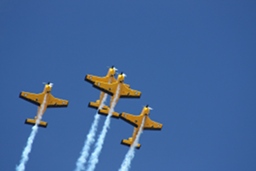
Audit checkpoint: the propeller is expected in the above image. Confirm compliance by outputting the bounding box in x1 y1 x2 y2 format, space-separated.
120 72 127 77
42 82 54 87
107 65 118 71
112 66 118 71
145 105 153 110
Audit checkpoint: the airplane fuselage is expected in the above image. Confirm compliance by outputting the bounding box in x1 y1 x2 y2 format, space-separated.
35 85 52 118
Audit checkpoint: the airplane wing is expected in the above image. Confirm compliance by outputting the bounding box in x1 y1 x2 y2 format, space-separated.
93 82 118 96
19 92 45 106
119 112 141 127
143 117 163 130
124 83 130 88
85 74 116 84
120 84 141 98
47 94 68 108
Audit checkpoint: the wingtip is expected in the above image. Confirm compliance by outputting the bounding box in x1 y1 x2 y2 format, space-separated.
85 74 94 84
112 112 121 119
136 144 141 149
84 75 87 81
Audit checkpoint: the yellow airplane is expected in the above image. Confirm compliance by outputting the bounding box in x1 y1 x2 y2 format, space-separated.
84 66 120 118
19 82 69 128
92 72 141 112
119 105 163 149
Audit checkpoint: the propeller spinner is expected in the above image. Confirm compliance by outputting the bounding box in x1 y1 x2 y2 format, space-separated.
43 82 54 87
108 65 118 71
111 65 118 71
120 72 127 77
145 105 153 110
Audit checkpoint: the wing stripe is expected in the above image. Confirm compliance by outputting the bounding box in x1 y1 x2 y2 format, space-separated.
120 113 139 127
92 84 114 96
120 94 141 98
120 84 141 98
47 104 68 108
19 93 40 106
143 127 162 131
143 117 163 130
47 94 68 108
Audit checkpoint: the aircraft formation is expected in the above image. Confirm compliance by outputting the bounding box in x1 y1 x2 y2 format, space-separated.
85 66 162 148
17 66 163 171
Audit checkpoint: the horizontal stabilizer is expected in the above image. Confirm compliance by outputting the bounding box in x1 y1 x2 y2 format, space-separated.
25 118 48 128
98 109 120 118
121 139 141 149
88 101 109 110
88 101 100 109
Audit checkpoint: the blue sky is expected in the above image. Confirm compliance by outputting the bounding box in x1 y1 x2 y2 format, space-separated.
1 0 256 171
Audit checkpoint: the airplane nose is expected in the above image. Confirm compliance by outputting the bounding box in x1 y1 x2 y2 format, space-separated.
120 72 126 77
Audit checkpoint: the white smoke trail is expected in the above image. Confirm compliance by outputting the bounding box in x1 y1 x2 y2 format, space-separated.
86 85 120 171
118 116 146 171
74 94 108 171
16 95 48 171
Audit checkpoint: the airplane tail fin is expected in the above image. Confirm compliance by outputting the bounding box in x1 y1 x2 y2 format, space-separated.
25 118 48 128
121 138 141 149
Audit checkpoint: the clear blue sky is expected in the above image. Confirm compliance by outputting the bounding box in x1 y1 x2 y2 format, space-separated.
1 1 256 171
